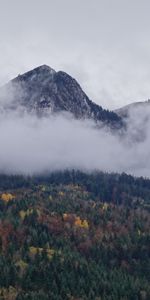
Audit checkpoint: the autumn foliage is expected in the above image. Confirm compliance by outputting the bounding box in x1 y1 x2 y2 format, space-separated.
0 171 149 299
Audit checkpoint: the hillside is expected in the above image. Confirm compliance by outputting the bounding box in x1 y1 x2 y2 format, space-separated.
0 171 149 300
115 99 150 118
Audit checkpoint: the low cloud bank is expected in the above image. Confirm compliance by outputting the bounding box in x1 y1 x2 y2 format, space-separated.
0 103 150 177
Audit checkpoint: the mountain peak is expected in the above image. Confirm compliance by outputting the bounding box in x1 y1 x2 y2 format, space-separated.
36 64 55 71
14 64 56 83
24 64 55 74
0 65 122 127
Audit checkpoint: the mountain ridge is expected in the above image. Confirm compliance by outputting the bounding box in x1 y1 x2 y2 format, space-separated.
0 65 122 128
115 99 150 118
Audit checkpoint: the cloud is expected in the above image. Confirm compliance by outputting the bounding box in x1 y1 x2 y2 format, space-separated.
0 98 150 177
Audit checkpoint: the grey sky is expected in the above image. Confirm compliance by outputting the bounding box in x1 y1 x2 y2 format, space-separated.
0 0 150 109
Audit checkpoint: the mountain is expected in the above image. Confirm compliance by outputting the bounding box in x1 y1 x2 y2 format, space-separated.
0 65 122 128
115 99 150 142
115 99 150 118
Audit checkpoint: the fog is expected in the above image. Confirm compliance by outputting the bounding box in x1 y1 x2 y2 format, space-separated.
0 100 150 177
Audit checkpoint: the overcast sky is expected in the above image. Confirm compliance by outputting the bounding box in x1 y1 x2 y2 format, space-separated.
0 0 150 109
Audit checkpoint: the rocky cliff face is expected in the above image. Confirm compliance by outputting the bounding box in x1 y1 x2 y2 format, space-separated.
0 65 122 128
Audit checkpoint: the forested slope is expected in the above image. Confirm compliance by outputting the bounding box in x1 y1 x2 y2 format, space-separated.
0 171 149 299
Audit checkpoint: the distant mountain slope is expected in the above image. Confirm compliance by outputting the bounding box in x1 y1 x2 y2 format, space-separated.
0 65 122 128
114 99 150 142
115 99 150 118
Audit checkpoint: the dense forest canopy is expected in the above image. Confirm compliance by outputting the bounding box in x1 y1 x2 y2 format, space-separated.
0 170 149 299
